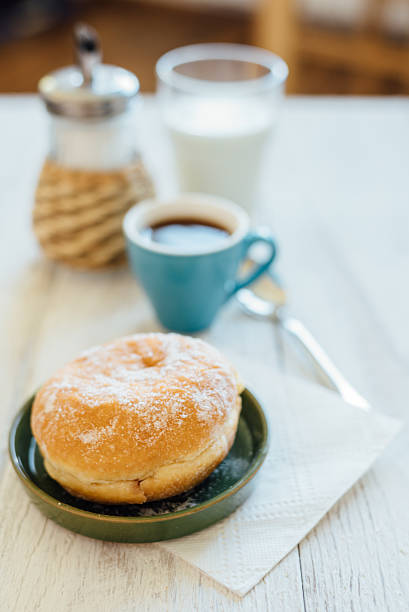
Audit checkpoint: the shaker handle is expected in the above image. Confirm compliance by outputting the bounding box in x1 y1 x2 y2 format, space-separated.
74 23 102 86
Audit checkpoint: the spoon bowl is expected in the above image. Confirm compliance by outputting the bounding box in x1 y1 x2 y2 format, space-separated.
237 288 276 319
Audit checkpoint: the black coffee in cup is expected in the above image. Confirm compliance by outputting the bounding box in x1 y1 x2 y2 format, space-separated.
124 194 277 331
141 218 230 252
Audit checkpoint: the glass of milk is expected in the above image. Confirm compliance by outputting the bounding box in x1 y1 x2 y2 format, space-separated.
156 44 288 213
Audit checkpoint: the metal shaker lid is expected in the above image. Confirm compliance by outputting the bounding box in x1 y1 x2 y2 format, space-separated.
38 24 139 119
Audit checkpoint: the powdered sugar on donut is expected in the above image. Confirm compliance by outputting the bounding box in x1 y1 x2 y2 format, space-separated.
31 333 240 474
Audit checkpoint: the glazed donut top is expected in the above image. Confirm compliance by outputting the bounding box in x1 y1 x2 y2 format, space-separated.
31 333 241 482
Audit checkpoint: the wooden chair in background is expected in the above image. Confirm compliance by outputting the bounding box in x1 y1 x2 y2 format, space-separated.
254 0 409 94
253 0 297 91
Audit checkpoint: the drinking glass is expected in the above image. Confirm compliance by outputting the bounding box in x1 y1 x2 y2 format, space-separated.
156 44 288 214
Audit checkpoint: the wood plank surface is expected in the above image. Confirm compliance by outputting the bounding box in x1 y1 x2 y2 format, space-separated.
0 95 408 611
267 98 409 612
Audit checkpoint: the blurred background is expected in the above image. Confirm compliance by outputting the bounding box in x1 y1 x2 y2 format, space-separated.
1 0 409 95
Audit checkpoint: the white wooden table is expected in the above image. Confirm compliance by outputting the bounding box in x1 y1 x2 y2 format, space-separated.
1 96 408 611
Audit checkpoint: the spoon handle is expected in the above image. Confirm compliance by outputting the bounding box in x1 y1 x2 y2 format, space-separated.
278 314 370 411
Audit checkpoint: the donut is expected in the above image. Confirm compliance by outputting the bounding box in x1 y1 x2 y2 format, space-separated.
31 333 242 504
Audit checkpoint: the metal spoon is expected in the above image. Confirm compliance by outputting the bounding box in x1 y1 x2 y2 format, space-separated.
237 272 370 411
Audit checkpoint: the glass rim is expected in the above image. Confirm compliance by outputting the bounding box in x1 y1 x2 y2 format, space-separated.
156 43 288 95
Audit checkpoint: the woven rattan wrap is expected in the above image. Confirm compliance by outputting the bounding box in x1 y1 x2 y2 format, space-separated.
33 158 155 268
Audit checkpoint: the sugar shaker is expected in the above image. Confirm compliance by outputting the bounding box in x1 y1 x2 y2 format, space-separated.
33 24 154 268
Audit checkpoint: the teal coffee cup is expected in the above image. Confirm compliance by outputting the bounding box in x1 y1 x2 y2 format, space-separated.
123 194 277 332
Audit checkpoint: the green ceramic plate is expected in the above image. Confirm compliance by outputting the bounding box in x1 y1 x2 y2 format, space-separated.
9 388 268 543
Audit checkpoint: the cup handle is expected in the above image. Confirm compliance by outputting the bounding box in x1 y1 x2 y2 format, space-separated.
227 228 277 300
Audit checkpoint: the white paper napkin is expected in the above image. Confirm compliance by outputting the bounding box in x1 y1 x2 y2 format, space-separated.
0 364 401 599
158 363 402 595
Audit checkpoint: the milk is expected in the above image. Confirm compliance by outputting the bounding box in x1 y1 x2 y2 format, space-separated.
163 98 274 212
